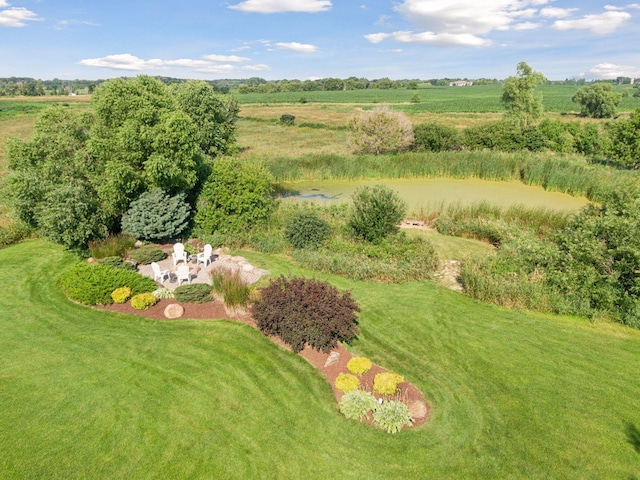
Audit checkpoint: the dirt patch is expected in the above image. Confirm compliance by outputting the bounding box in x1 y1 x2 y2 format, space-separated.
99 298 430 429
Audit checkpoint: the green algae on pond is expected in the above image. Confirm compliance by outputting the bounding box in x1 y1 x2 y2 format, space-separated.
279 178 589 212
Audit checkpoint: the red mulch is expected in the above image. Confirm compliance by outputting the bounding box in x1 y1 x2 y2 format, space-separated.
98 298 430 429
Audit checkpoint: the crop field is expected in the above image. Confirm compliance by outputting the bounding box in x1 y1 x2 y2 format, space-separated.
236 84 640 113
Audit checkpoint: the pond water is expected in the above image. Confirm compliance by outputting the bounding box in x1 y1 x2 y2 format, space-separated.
278 178 588 212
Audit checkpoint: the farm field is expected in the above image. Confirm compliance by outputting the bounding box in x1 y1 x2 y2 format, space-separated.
1 240 640 479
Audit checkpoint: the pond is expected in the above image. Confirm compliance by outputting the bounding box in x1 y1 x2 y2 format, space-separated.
278 178 589 212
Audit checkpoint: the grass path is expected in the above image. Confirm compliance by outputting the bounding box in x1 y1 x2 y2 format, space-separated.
1 240 640 479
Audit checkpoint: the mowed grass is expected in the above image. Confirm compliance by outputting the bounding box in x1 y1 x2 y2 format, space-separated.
2 239 640 479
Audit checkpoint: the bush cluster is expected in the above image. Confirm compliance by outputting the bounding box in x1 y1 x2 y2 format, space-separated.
347 357 372 376
0 222 31 249
97 256 137 271
338 390 378 420
130 292 159 310
127 246 167 265
152 287 174 299
251 276 360 353
58 262 157 305
348 107 414 155
348 185 406 243
372 400 414 434
111 287 132 304
373 372 405 396
173 283 213 303
284 210 331 249
335 373 360 393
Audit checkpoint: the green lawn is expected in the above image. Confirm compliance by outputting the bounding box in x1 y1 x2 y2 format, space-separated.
1 239 640 479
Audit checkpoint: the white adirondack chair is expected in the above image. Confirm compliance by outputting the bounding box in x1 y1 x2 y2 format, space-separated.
197 244 213 266
176 264 191 285
151 261 169 283
172 242 187 266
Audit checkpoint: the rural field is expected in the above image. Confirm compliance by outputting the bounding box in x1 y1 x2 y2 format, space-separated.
1 87 640 479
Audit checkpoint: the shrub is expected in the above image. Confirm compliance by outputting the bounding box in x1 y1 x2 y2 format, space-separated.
347 357 372 376
130 292 159 310
280 114 295 126
339 389 378 420
58 262 157 305
372 400 413 434
210 269 251 309
127 245 167 265
251 276 360 353
348 107 414 155
285 210 331 249
373 372 405 396
88 234 136 259
194 158 275 235
111 287 132 304
97 256 137 271
121 188 191 242
348 185 407 243
152 287 174 299
173 283 213 303
0 221 31 249
413 121 460 152
572 82 622 118
335 373 360 393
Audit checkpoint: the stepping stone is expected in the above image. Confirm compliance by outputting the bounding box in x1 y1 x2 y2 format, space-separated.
231 256 246 263
164 303 185 319
324 351 340 368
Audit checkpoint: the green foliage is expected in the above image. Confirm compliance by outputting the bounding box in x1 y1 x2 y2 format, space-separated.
88 234 136 259
348 184 407 243
293 233 439 283
126 246 167 265
280 114 295 126
501 62 546 127
96 256 137 271
372 400 414 434
339 389 378 420
171 80 239 157
334 373 360 393
347 357 372 376
173 283 213 303
152 287 174 299
130 292 159 310
348 107 414 155
58 262 157 305
120 188 191 242
210 269 252 309
373 372 405 396
461 121 524 152
413 121 460 151
111 287 132 304
605 109 640 168
194 158 275 235
251 276 360 353
284 210 331 249
572 83 622 118
0 221 31 249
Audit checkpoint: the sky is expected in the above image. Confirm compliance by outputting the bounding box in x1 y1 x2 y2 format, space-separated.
1 0 639 81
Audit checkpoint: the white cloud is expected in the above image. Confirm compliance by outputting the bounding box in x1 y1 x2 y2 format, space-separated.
512 21 540 30
229 0 331 14
274 41 318 53
367 30 492 47
78 53 261 74
0 7 41 27
0 1 10 7
586 63 640 79
394 0 551 35
553 11 631 34
540 7 578 18
605 3 640 10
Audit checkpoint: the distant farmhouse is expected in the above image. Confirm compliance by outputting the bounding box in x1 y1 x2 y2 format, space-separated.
449 80 473 87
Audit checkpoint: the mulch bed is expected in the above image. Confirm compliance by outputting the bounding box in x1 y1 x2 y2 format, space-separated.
98 298 430 429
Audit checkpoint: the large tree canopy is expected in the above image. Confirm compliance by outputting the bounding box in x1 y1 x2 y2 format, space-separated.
501 62 546 128
572 82 622 118
5 75 239 250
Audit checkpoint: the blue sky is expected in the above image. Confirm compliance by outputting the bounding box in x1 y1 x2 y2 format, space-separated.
1 0 639 81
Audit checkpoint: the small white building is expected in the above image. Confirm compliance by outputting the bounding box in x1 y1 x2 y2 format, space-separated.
449 80 473 87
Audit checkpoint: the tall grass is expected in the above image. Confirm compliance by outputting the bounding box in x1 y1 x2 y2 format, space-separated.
211 268 252 311
260 151 638 202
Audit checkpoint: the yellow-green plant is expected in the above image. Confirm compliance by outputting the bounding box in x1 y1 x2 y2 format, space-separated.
130 292 158 310
347 357 372 376
373 372 404 396
335 373 360 393
111 287 132 304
